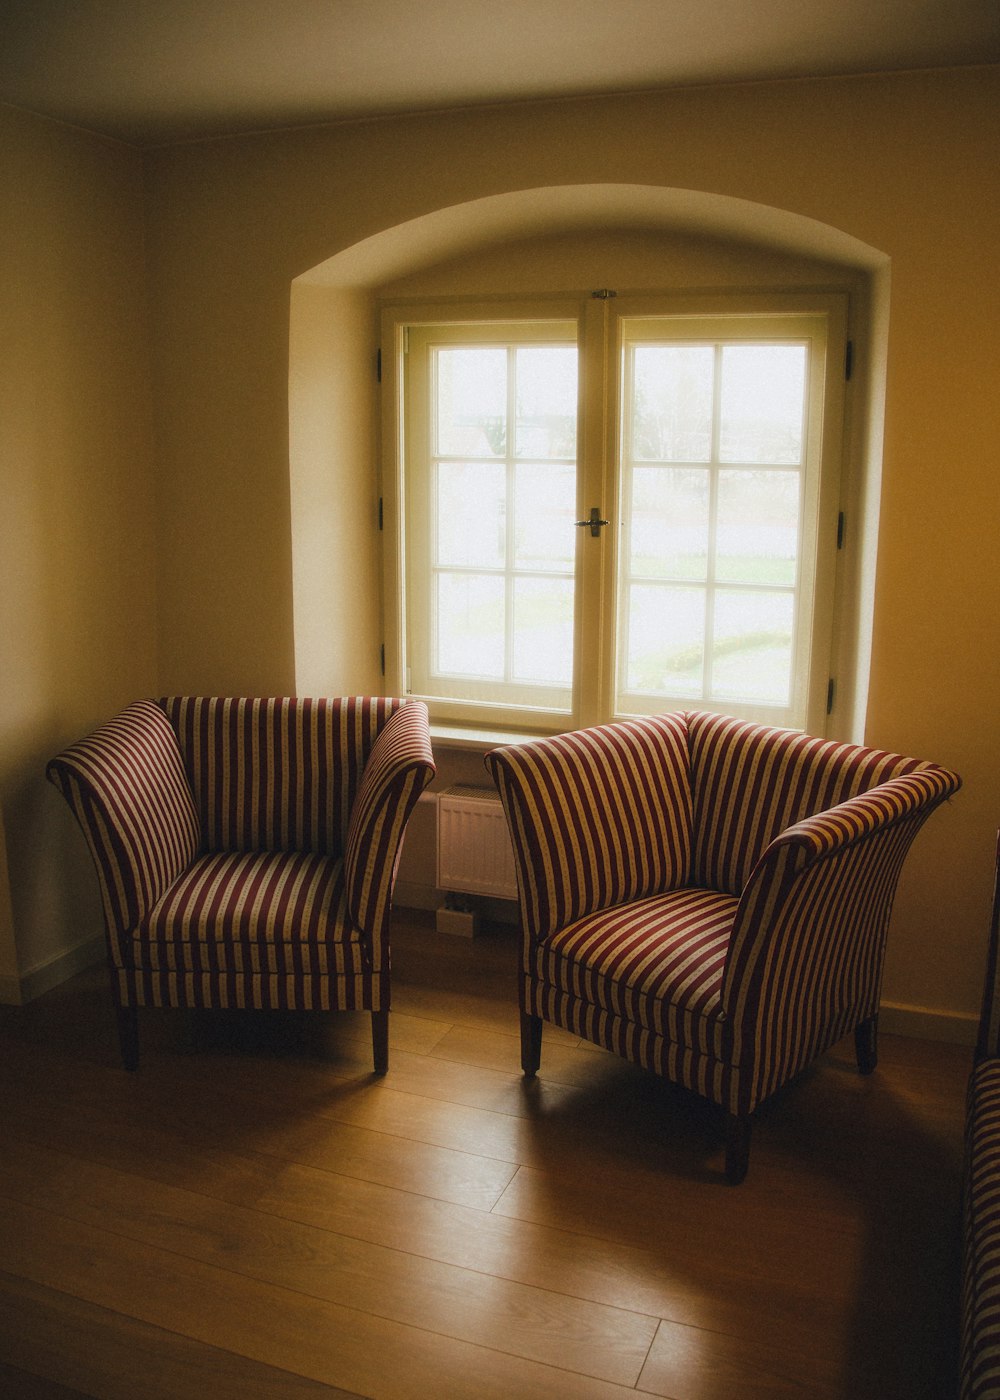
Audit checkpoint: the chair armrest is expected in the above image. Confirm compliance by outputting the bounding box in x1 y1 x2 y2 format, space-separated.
46 701 201 951
485 713 692 945
721 764 960 1111
757 764 960 866
343 701 435 951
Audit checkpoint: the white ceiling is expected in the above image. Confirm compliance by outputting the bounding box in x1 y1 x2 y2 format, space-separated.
1 0 997 147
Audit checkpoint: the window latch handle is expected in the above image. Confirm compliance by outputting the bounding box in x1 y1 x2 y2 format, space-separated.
575 507 610 538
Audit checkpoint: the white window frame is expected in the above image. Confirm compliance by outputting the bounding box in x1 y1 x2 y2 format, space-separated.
380 291 848 737
405 316 580 720
608 300 845 732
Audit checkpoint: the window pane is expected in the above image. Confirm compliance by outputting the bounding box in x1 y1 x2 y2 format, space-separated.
513 577 574 685
716 470 800 585
630 466 710 580
436 462 505 568
436 347 507 457
631 346 713 462
435 574 504 678
515 347 577 459
400 304 836 728
720 345 805 464
625 584 705 697
514 462 575 572
711 589 794 705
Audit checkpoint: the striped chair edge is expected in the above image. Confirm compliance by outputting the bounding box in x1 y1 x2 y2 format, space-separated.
962 832 1000 1400
963 1058 1000 1400
976 831 1000 1064
114 965 383 1014
343 699 435 947
722 767 961 1113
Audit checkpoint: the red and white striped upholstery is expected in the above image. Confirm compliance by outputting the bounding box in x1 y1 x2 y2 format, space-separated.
486 710 960 1182
488 711 692 946
687 710 929 895
962 833 1000 1400
531 887 737 1101
47 697 434 1070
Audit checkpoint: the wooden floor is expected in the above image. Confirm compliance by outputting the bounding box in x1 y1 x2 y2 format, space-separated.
0 911 971 1400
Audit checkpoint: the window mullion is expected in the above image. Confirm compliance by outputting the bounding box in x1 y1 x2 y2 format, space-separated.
505 343 517 685
703 343 723 701
575 295 616 729
615 341 632 720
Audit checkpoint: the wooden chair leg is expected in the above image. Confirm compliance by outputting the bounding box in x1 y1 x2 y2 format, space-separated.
725 1113 752 1185
116 1004 139 1071
372 1008 389 1076
855 1014 878 1075
521 1012 542 1077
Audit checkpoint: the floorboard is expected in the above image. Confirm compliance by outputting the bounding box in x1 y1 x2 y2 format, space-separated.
0 1270 364 1400
0 911 969 1399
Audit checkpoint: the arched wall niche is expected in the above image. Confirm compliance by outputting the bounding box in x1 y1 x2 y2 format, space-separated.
289 183 889 741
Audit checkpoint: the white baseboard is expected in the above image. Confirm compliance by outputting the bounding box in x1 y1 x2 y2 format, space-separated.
394 882 519 927
393 879 440 914
878 1000 977 1047
0 934 105 1007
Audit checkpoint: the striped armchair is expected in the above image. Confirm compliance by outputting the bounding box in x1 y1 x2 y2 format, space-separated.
962 832 1000 1400
485 710 960 1183
47 697 434 1073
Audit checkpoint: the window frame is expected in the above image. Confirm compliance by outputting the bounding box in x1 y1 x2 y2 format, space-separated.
404 316 581 719
607 299 846 733
380 299 585 734
380 290 848 738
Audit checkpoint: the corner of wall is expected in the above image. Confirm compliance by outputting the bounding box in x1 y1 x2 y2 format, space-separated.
289 282 383 695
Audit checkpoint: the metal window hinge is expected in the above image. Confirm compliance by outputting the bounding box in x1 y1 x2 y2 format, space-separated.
378 496 383 531
380 643 385 675
590 288 617 299
376 347 382 383
837 511 845 549
826 678 836 715
845 340 854 381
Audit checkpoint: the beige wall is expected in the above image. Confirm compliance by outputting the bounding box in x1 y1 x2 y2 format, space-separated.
142 65 998 1036
3 65 997 1036
289 284 382 695
0 106 158 999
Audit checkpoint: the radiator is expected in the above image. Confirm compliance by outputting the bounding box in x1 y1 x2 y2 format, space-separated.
436 784 518 900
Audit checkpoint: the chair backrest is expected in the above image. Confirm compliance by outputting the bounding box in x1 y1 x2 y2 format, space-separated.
485 711 692 941
687 710 929 896
977 831 1000 1063
159 696 402 857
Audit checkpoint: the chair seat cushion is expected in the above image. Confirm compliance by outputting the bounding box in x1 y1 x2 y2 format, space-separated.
533 887 737 1050
132 849 363 978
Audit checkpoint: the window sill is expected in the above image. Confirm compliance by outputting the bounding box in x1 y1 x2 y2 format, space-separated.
429 723 536 753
